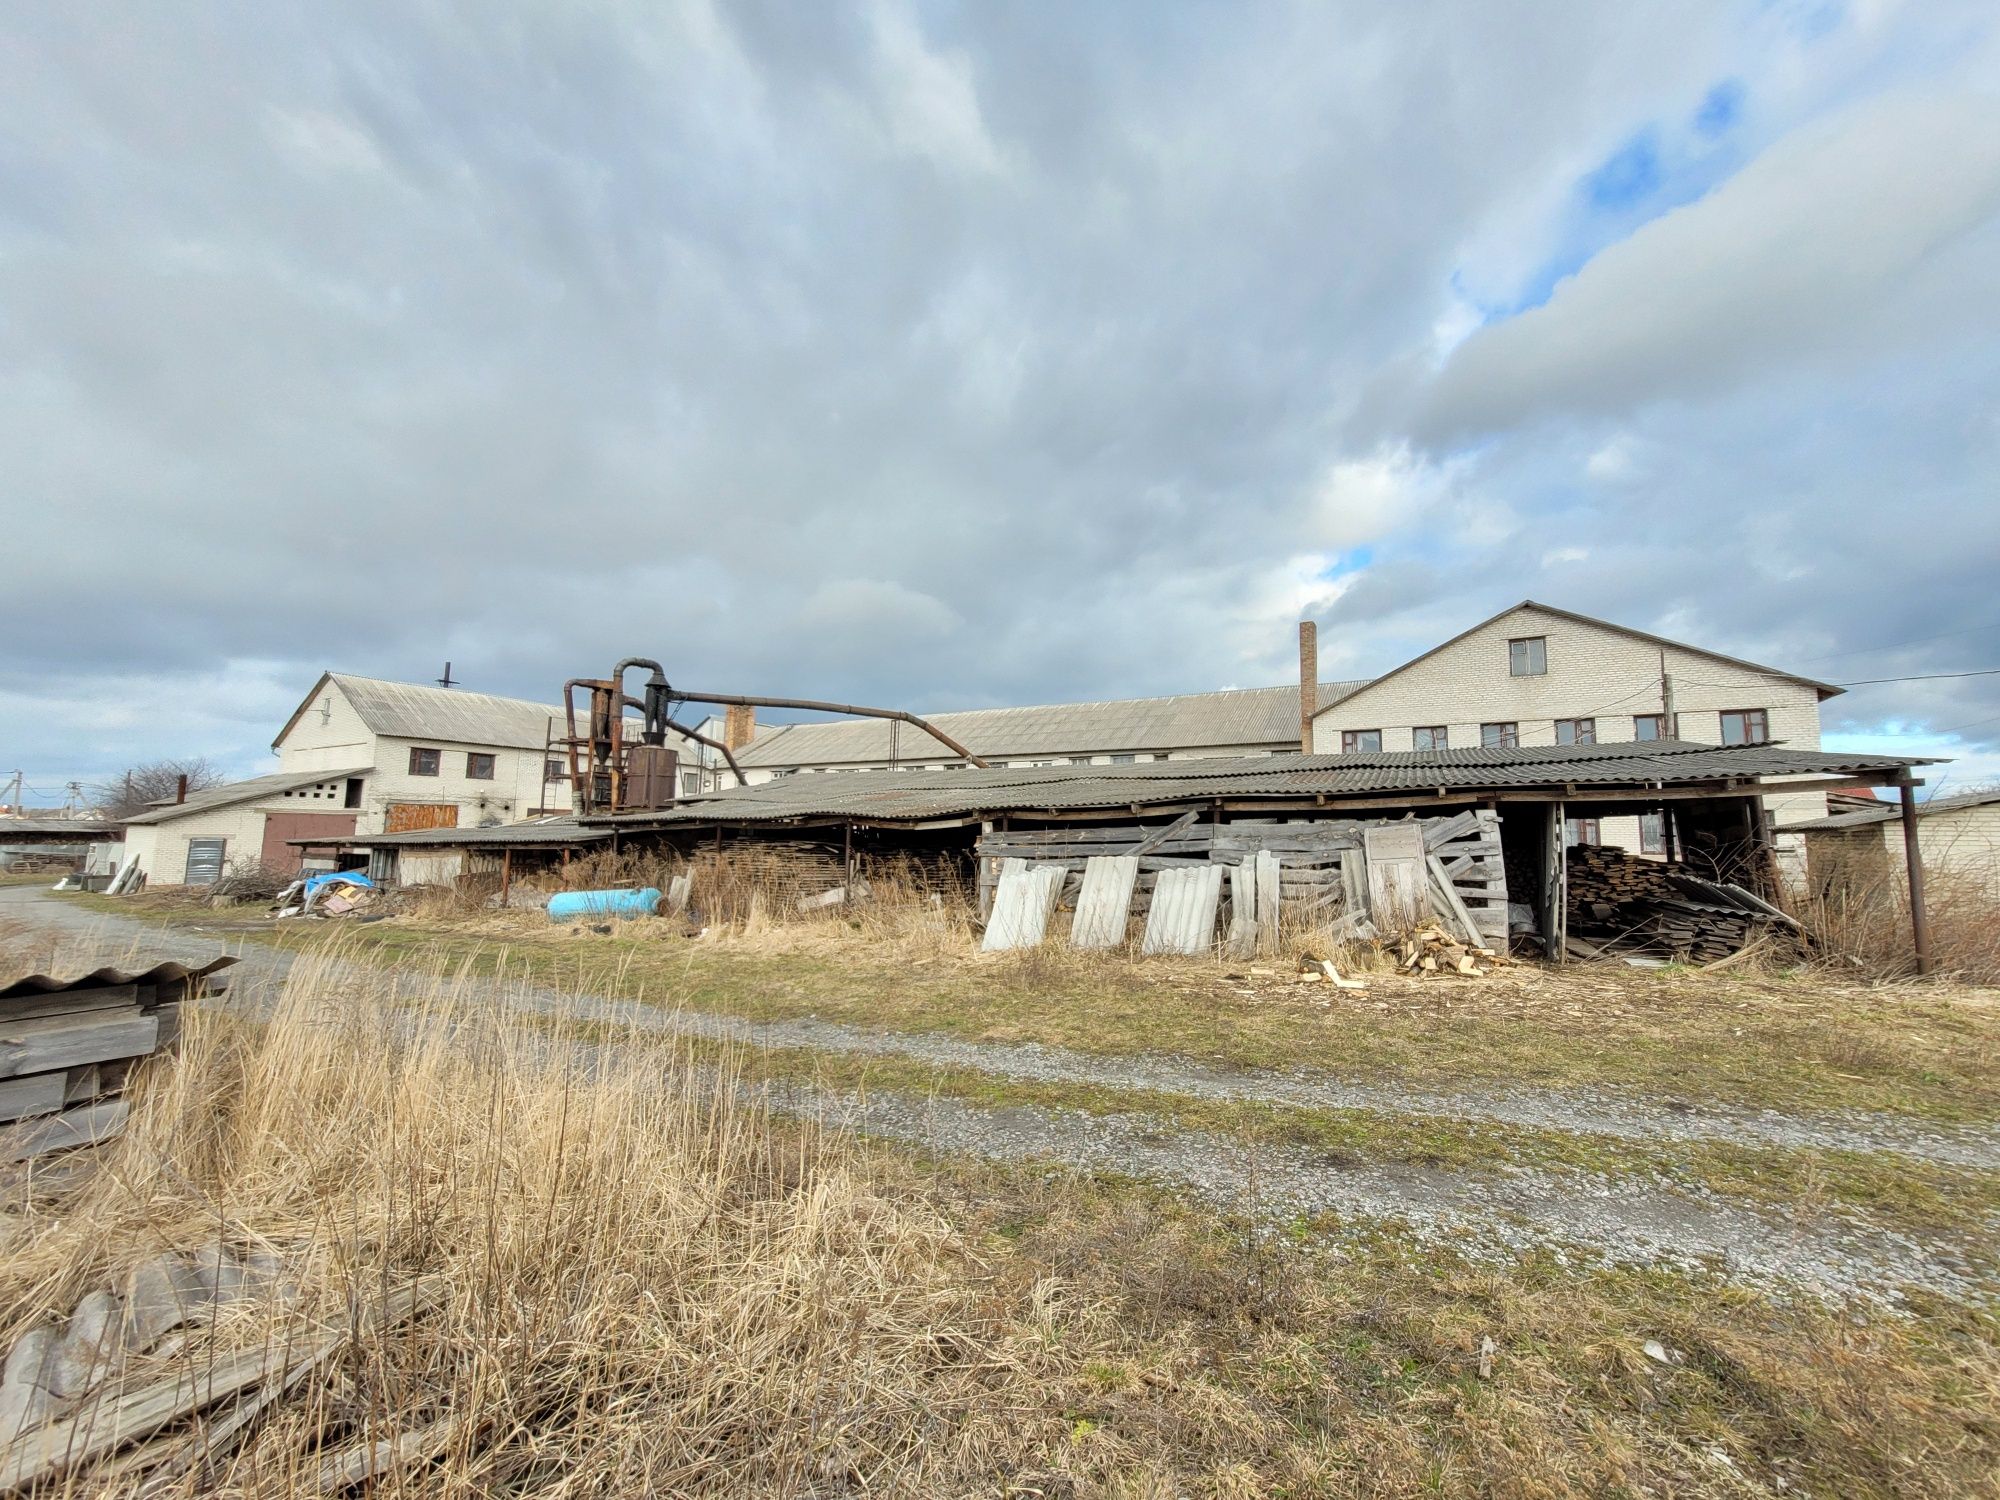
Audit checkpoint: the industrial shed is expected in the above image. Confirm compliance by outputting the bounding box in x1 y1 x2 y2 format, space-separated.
1786 789 2000 899
119 767 371 886
584 739 1936 964
291 817 611 889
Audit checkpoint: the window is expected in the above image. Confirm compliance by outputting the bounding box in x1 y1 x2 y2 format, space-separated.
1555 718 1595 745
680 771 702 796
1413 726 1448 750
1509 636 1547 676
1564 817 1601 847
1342 729 1383 753
1640 813 1666 855
1069 757 1092 765
466 752 496 781
1109 753 1136 764
344 778 363 809
408 747 441 776
544 758 567 782
1720 709 1769 745
1481 722 1519 748
1633 713 1667 741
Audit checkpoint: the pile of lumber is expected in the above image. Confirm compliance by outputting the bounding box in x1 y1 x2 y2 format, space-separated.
0 957 234 1176
1566 846 1798 963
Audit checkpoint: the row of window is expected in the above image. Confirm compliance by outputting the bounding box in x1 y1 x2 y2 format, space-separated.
407 748 496 780
1567 813 1668 855
1339 709 1771 754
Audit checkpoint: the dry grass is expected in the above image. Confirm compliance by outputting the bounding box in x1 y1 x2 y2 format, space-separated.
1 936 1998 1495
1793 854 2000 984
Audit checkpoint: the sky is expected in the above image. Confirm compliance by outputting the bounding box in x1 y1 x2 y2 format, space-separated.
2 0 1998 802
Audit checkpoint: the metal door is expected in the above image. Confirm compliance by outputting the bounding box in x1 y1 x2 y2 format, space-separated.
184 838 226 885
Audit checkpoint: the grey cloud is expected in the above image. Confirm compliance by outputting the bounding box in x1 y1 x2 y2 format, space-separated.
0 1 1996 790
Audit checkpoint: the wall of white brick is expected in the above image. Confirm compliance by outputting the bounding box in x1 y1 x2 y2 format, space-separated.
736 743 1286 784
1311 604 1831 843
122 804 271 886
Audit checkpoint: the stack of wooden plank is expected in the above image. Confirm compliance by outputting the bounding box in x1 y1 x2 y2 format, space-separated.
1566 846 1793 962
0 957 234 1172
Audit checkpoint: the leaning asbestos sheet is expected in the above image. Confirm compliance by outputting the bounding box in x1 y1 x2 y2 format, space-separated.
981 863 1064 951
1069 856 1140 949
1142 865 1224 956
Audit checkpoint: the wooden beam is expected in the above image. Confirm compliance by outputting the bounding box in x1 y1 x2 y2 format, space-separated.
1900 778 1933 976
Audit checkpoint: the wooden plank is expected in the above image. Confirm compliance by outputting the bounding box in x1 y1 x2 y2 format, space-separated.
1225 861 1259 959
1069 857 1139 950
1254 850 1280 956
1421 810 1482 849
1426 854 1485 947
0 1073 65 1125
0 1013 158 1080
1123 810 1203 858
1 1098 128 1164
0 984 142 1024
1363 824 1428 929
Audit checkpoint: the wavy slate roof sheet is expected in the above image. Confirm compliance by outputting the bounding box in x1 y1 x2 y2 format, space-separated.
122 766 373 826
0 956 237 1001
735 680 1373 767
1783 788 2000 831
599 740 1928 826
325 674 564 749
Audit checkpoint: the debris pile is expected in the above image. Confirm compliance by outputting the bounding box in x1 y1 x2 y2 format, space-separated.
1387 926 1507 977
1566 845 1801 964
271 871 379 920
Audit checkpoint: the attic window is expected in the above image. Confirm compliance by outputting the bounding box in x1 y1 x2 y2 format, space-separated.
1509 637 1547 676
1720 709 1769 746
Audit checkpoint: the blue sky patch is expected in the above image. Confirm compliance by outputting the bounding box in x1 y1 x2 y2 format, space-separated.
1694 79 1745 137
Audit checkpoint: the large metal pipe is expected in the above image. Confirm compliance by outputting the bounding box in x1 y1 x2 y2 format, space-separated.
668 690 991 769
614 694 750 789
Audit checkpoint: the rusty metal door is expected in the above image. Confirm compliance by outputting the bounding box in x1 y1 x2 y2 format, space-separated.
384 803 460 834
260 812 358 872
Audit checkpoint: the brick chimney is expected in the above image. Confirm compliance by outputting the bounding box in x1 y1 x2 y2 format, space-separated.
1297 621 1317 753
724 704 756 751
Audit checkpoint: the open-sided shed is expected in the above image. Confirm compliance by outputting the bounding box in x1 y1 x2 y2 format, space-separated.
582 740 1940 966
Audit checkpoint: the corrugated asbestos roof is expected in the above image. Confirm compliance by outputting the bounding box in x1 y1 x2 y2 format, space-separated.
0 818 122 839
0 956 237 1001
325 674 564 749
735 680 1373 767
597 740 1929 826
291 817 611 850
1783 787 2000 831
122 766 373 826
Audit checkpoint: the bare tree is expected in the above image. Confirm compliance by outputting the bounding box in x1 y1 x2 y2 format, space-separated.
92 758 228 820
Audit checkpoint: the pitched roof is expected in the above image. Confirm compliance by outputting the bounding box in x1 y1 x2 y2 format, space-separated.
1318 600 1843 713
735 680 1372 768
122 766 372 826
1782 787 2000 832
599 740 1928 827
274 673 565 752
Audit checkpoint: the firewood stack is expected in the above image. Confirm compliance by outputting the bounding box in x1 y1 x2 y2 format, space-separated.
1566 845 1795 963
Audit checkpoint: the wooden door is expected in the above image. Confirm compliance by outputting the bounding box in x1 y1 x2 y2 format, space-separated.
261 812 358 872
384 803 460 834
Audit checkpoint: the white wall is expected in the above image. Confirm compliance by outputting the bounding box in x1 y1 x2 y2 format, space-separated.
121 804 270 886
1312 604 1830 846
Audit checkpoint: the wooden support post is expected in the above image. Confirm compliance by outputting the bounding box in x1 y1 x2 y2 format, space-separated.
843 822 853 902
1899 779 1933 976
500 848 512 906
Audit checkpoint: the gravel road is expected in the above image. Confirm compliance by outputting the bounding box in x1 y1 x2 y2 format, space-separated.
6 887 1995 1300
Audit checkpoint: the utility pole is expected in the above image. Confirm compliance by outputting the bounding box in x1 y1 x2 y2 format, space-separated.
1660 650 1677 739
3 770 20 816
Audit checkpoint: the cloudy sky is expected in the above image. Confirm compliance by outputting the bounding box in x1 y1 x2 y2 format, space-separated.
3 0 1998 800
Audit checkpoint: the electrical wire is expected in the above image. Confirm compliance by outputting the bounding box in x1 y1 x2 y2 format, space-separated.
1834 668 2000 687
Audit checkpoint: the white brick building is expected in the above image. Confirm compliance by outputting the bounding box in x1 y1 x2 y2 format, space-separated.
1309 601 1841 853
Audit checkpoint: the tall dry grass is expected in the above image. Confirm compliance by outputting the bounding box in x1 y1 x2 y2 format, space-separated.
0 953 1220 1496
1792 849 2000 983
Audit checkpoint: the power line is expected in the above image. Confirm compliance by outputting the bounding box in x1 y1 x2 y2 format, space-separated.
1834 667 2000 687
